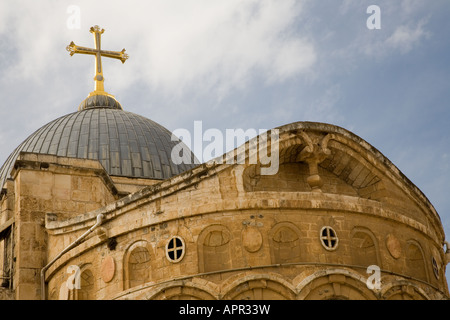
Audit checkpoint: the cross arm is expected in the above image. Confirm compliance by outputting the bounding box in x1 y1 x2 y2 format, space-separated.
99 49 129 64
66 41 98 56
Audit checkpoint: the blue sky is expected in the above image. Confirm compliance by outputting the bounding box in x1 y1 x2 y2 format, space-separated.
1 1 450 281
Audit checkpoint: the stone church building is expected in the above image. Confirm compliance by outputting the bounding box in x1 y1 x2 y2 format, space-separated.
0 26 449 300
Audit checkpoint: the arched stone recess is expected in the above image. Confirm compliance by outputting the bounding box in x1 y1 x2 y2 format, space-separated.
350 227 381 270
123 240 155 290
235 124 440 238
405 240 429 283
381 280 430 300
198 225 232 273
77 265 95 300
144 280 218 300
243 162 311 193
296 269 378 300
241 130 377 197
62 263 95 300
221 274 296 300
320 138 386 200
268 222 303 264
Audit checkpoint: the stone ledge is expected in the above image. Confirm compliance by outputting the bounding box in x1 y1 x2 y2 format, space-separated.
12 152 119 199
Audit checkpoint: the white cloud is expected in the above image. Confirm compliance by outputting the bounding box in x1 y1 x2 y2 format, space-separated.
400 0 425 15
356 19 430 58
128 0 315 99
267 38 316 84
385 20 429 54
0 0 318 166
0 0 315 103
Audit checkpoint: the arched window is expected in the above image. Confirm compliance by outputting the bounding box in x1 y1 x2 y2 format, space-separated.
198 225 231 273
222 278 296 300
128 247 151 287
124 241 153 289
269 222 302 264
350 228 379 268
77 269 94 300
406 241 428 282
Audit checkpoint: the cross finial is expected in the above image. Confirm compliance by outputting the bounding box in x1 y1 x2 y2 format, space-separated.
66 25 129 97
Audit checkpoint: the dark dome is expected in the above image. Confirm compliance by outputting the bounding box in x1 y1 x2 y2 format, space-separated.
0 107 198 188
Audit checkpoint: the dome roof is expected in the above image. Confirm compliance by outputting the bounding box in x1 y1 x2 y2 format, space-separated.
0 106 198 188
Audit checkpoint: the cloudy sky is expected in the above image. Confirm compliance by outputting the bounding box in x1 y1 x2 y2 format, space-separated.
1 1 450 277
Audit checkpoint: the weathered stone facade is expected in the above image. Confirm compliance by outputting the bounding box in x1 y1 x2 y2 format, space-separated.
0 122 448 300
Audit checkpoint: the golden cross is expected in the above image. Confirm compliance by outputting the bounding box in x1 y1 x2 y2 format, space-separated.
66 25 129 96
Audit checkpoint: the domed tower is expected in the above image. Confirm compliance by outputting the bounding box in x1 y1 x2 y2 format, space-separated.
0 102 197 190
0 25 197 193
0 26 197 300
0 26 448 302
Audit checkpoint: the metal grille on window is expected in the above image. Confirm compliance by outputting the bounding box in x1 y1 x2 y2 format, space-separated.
320 226 339 251
166 236 185 263
432 256 440 279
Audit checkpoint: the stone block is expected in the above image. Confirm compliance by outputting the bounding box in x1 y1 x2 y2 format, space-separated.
54 174 71 190
71 190 91 202
52 188 71 201
28 184 52 200
16 283 39 300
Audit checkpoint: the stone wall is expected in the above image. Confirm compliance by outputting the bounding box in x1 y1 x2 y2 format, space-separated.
9 153 119 299
3 123 448 300
43 158 449 300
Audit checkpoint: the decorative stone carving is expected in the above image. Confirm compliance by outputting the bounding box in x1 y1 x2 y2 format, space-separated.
242 226 263 253
101 256 115 283
298 132 333 192
444 241 450 265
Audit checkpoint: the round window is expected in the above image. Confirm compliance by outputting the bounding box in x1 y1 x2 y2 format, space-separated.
320 226 339 251
165 236 186 263
432 256 440 279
